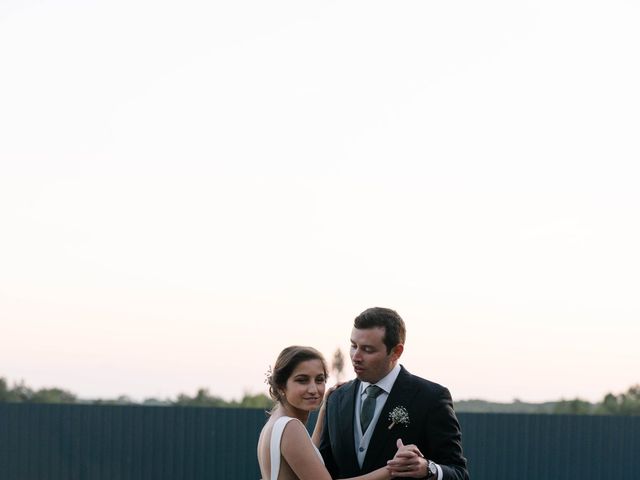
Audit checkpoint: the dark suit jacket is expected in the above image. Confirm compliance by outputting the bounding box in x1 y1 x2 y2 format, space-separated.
319 366 469 480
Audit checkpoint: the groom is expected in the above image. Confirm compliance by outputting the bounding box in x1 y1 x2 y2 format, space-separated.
319 307 469 480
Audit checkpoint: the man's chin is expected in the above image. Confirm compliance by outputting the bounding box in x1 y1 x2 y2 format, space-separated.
354 370 368 382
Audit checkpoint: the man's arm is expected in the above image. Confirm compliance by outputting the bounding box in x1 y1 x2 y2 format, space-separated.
428 387 468 480
387 387 468 480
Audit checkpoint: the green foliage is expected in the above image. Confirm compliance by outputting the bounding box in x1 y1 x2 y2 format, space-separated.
4 374 637 414
237 393 273 409
142 397 173 406
30 388 78 404
174 388 230 407
455 399 558 414
553 398 595 415
0 377 271 408
172 389 273 409
0 377 24 402
594 385 640 415
0 377 77 404
92 395 136 405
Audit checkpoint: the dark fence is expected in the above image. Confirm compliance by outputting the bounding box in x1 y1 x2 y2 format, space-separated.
0 403 638 480
459 412 639 479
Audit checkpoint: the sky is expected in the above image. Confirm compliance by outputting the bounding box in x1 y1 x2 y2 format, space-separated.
1 0 639 404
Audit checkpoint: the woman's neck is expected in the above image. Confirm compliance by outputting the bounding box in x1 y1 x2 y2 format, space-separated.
276 403 310 424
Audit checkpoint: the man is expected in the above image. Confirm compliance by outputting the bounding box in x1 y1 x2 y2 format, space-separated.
319 307 469 480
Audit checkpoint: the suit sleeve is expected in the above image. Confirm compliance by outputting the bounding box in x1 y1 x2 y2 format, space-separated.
427 387 469 480
318 394 339 479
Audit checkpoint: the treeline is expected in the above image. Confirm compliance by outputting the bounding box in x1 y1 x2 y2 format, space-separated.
552 384 640 415
0 378 272 409
2 376 639 415
454 385 640 415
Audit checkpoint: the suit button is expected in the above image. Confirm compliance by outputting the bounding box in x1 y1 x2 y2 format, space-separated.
359 447 365 452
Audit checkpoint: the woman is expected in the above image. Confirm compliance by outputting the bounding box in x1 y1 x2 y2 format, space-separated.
257 346 419 480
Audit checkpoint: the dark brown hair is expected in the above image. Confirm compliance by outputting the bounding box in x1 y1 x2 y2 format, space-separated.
354 307 406 353
268 346 328 403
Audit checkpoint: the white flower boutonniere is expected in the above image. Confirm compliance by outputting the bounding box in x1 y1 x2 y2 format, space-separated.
388 406 410 430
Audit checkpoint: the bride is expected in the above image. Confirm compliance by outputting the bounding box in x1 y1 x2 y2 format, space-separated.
257 346 420 480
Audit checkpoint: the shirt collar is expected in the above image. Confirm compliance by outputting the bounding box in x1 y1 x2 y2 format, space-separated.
359 363 401 396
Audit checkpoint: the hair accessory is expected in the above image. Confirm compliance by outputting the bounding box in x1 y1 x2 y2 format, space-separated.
264 366 273 385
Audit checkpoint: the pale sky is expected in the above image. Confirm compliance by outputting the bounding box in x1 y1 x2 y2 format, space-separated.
1 0 639 404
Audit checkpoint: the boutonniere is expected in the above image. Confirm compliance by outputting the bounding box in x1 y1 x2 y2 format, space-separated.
388 406 410 430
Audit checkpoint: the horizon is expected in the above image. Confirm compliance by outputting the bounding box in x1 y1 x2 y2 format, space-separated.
4 369 636 406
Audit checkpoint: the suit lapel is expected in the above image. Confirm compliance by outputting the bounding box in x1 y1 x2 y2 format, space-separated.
362 366 418 472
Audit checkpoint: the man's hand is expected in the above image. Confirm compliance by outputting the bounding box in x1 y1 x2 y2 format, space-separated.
387 438 428 478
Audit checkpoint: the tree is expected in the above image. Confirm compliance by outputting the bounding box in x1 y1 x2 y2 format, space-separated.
0 377 22 402
594 385 640 415
31 388 77 404
174 388 229 407
0 377 78 404
331 348 345 382
93 395 135 405
619 384 640 415
553 398 593 415
238 392 273 409
0 378 35 402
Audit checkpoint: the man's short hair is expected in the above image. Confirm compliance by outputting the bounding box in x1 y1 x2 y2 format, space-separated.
353 307 406 353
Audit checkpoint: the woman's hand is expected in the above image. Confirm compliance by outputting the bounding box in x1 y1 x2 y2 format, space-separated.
322 382 345 405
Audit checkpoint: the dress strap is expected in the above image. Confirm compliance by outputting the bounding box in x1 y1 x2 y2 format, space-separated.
270 417 295 480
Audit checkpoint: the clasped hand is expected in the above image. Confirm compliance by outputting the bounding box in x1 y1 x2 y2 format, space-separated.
386 438 427 478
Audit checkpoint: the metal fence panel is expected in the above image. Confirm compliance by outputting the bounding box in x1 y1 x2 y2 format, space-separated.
457 412 640 480
0 404 267 480
0 404 638 480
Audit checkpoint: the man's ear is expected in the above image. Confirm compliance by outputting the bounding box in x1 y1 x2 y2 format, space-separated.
391 343 404 361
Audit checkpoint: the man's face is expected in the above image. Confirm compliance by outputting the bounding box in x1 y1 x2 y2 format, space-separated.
350 326 403 384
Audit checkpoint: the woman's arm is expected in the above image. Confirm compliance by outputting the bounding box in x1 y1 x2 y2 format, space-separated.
286 420 420 480
281 419 333 480
336 441 425 480
312 383 343 447
311 400 327 447
284 420 394 480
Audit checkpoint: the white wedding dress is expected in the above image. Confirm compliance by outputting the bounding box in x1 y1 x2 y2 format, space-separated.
269 416 324 480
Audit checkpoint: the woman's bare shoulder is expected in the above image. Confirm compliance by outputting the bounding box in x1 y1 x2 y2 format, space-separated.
279 419 331 480
279 419 320 461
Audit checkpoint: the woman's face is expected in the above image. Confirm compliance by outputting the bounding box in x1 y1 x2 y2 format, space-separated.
283 359 326 412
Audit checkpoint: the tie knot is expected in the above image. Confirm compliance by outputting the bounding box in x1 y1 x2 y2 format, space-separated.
365 385 383 398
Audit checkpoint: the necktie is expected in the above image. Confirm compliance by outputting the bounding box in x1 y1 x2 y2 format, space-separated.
360 385 383 433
